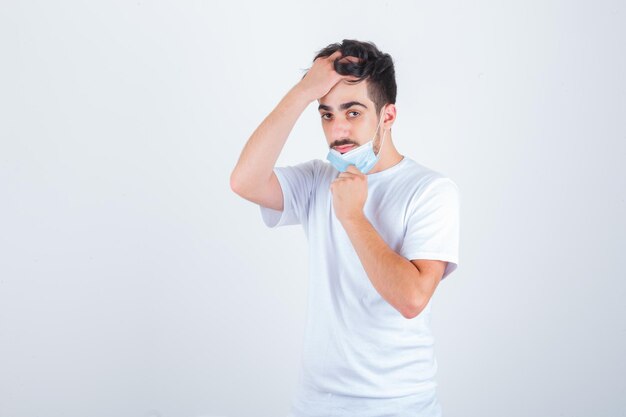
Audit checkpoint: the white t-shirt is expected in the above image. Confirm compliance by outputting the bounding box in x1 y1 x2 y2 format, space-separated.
260 156 460 417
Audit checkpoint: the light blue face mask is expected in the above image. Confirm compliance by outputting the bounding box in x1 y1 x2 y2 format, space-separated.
326 106 387 174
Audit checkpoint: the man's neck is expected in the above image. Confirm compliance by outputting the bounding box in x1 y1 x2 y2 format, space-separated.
368 138 404 175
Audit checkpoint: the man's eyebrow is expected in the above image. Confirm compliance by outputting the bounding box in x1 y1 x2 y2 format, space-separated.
318 104 332 112
318 101 369 112
340 101 368 111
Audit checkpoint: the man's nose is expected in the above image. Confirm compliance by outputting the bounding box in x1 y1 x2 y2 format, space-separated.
330 118 350 140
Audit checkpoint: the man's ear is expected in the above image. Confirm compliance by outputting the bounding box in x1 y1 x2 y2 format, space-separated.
383 104 397 128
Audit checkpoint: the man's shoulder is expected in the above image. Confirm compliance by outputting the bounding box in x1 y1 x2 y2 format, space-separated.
277 158 331 173
274 159 337 191
391 157 457 190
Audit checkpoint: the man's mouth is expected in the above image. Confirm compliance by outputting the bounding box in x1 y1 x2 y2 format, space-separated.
334 144 356 154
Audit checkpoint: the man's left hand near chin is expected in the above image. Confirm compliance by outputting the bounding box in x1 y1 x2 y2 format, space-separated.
330 165 368 224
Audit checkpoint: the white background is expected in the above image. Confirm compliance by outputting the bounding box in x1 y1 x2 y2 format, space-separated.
1 1 624 417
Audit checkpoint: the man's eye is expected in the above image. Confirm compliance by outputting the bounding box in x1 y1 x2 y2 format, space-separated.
321 113 332 120
348 111 360 117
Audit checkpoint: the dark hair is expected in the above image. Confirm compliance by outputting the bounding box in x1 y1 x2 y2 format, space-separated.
314 39 396 114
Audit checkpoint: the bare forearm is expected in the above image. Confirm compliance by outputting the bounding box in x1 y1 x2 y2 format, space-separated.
232 50 349 191
341 213 423 318
230 84 312 191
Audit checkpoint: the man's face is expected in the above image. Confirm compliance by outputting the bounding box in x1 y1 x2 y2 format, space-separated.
318 79 382 154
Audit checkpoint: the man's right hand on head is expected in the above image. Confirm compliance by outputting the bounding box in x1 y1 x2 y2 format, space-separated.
297 50 360 101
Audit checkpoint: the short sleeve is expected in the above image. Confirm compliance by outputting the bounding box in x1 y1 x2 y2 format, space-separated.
259 159 318 228
400 178 460 280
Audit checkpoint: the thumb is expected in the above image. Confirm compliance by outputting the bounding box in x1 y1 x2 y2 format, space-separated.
345 165 362 175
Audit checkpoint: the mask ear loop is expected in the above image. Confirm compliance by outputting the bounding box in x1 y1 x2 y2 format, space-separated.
375 106 387 157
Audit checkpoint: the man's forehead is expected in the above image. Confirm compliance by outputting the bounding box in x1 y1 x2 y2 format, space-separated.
318 80 374 111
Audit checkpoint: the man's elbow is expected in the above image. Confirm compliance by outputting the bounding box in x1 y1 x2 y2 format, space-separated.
400 304 422 320
230 170 247 196
399 296 427 319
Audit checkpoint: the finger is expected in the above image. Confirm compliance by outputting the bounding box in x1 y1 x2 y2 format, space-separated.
345 165 362 175
340 74 361 83
337 172 356 180
338 55 361 65
328 50 343 60
316 50 342 64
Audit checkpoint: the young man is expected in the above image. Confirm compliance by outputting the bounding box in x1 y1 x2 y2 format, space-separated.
230 40 460 417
